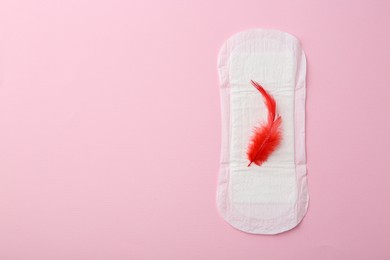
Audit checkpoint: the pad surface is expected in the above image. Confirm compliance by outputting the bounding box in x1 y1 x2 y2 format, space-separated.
217 29 308 234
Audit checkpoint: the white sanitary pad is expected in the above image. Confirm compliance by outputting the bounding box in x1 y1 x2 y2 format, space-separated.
217 29 309 234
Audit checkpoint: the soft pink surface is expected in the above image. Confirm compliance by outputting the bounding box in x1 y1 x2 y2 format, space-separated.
0 0 389 259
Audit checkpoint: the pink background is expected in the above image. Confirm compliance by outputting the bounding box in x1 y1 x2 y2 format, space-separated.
0 0 389 259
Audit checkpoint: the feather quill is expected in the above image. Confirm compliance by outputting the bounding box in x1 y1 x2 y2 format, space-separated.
247 81 282 167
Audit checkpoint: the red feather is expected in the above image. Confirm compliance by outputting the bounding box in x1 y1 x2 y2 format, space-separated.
247 81 282 167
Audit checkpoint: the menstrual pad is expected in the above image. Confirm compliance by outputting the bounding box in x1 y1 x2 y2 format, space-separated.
217 29 309 234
